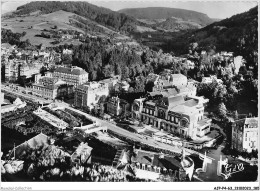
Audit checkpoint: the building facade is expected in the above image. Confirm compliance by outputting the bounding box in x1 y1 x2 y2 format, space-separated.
232 117 258 152
106 96 121 116
153 73 188 89
4 59 44 82
74 82 109 109
151 73 197 98
53 66 88 86
132 95 211 139
106 96 129 116
31 75 73 100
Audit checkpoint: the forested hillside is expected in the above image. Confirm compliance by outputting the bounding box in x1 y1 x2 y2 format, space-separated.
118 7 214 26
13 1 139 33
162 6 258 65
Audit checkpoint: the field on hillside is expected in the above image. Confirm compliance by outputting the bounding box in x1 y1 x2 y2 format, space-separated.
136 25 156 33
1 10 85 47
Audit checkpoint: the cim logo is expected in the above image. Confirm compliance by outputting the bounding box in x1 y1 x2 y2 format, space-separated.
223 163 244 179
217 155 245 180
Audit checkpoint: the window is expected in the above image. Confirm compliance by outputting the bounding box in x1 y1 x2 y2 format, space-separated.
180 119 188 127
174 117 179 124
133 105 139 111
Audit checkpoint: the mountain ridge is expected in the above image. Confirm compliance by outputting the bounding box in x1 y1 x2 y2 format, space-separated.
118 7 215 26
10 1 139 33
161 6 258 63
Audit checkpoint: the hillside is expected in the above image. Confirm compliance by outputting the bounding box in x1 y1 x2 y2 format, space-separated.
155 17 202 32
10 1 139 33
118 7 214 27
162 6 258 64
1 10 86 47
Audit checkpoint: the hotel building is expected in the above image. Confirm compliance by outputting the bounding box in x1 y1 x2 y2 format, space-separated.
132 95 211 139
232 117 258 152
31 73 73 100
53 66 88 86
74 82 109 109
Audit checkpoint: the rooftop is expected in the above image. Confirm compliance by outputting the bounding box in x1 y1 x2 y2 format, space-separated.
55 66 88 75
33 107 68 129
182 99 198 107
76 82 108 91
132 149 182 170
10 133 49 159
71 142 92 163
160 95 185 108
244 117 258 128
171 74 187 79
234 117 258 130
169 104 197 116
1 43 13 49
150 87 179 97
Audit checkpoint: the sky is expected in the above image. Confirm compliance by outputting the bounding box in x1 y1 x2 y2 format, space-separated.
1 0 258 19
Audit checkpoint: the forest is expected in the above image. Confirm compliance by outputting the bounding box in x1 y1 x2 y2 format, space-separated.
160 6 258 66
1 28 31 48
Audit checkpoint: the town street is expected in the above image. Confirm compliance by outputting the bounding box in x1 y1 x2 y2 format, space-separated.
1 85 52 104
56 102 215 161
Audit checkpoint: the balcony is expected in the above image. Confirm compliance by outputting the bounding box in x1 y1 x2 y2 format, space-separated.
197 116 212 129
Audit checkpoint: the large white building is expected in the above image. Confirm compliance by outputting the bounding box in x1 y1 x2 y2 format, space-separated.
151 73 197 98
132 95 211 139
232 117 258 152
31 73 73 100
154 73 188 89
74 82 109 109
4 59 44 82
53 66 88 87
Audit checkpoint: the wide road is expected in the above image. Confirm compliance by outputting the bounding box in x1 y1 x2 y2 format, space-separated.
54 102 184 155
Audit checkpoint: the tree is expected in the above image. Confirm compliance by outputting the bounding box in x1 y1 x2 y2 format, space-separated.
62 54 72 66
39 66 47 76
91 106 99 116
251 149 258 159
98 103 105 117
217 102 227 119
128 87 134 93
239 66 247 76
121 66 129 80
115 64 121 76
98 95 107 104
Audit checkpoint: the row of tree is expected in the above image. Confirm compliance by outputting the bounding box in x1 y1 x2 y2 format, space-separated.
1 28 31 48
